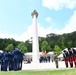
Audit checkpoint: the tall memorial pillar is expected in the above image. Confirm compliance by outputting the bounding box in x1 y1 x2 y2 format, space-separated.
31 10 39 63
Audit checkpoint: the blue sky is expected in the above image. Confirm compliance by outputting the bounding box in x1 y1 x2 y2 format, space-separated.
0 0 76 41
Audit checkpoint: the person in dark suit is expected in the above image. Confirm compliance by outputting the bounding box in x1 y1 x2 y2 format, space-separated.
47 56 50 62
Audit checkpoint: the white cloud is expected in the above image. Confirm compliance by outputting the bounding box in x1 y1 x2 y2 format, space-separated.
0 23 54 41
37 23 54 37
45 17 56 27
45 17 52 22
0 32 19 40
66 0 76 9
42 0 76 10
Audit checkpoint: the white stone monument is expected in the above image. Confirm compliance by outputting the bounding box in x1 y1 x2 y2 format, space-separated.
31 10 39 63
22 10 66 70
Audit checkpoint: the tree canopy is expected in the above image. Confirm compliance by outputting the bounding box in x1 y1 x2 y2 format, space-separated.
0 31 76 53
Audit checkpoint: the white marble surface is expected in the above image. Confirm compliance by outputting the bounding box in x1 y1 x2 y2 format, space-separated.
22 61 74 70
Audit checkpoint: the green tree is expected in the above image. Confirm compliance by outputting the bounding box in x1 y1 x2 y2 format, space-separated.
67 41 73 48
18 42 27 53
39 37 46 52
41 40 51 53
25 40 32 52
54 44 62 55
5 44 14 51
57 36 65 50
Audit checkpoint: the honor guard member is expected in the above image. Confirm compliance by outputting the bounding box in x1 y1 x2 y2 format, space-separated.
9 51 14 71
63 50 69 68
72 48 76 68
1 50 6 71
68 48 73 68
3 51 10 71
13 47 20 71
18 49 24 70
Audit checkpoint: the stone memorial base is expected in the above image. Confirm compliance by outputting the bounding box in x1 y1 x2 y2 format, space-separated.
22 61 68 71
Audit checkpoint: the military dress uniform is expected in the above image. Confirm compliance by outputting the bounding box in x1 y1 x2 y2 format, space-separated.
3 51 10 71
13 49 20 71
1 51 6 71
63 50 69 68
18 51 24 70
68 48 73 68
54 54 58 68
9 51 14 71
72 48 76 68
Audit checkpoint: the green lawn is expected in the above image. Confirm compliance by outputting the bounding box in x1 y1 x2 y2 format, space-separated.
0 68 76 75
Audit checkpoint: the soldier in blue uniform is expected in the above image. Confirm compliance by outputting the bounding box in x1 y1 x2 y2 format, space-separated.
12 47 20 71
18 50 24 70
3 51 10 71
9 51 14 71
1 50 6 71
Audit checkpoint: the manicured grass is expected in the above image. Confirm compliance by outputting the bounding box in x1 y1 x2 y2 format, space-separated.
0 68 76 75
